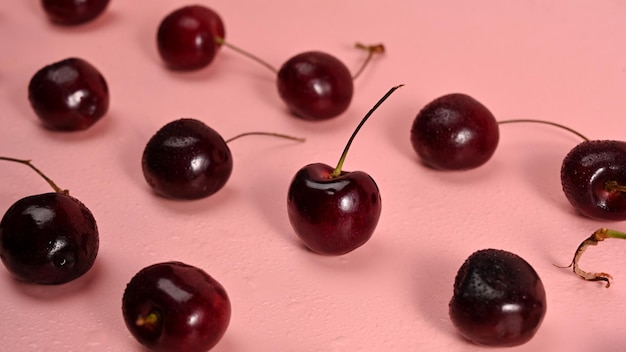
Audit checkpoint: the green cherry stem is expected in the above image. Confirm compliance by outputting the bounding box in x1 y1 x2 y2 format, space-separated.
0 156 69 194
498 119 590 142
352 43 385 80
215 36 279 74
225 132 306 144
558 227 626 288
330 84 404 179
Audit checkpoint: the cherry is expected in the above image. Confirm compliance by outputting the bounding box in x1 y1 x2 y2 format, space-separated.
561 140 626 221
287 85 402 255
157 5 225 70
142 118 303 200
41 0 110 25
0 157 99 285
122 261 231 352
216 38 384 121
410 93 499 170
449 249 547 347
28 57 109 131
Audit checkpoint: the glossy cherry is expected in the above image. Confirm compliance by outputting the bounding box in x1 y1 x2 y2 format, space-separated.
28 57 109 131
449 249 547 347
122 261 231 352
410 93 499 170
0 157 99 285
41 0 110 25
561 140 626 221
142 118 303 200
157 5 225 70
287 85 401 255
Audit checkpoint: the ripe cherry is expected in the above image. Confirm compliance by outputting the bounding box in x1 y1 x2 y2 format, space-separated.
0 157 99 285
28 57 109 131
142 118 304 200
122 261 231 352
157 5 225 70
449 249 547 347
410 93 499 170
561 140 626 221
216 38 384 121
287 85 402 255
41 0 110 25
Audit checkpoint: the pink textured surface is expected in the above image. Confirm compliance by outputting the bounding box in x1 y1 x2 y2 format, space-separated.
1 1 626 351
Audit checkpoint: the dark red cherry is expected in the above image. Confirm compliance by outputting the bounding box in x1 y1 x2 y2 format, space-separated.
41 0 110 25
410 93 499 170
122 261 231 352
287 85 401 255
142 118 233 200
28 57 109 131
449 249 547 347
561 140 626 221
277 51 354 121
157 5 225 70
0 192 99 284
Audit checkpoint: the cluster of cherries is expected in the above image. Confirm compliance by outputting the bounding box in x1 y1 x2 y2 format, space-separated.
1 0 625 351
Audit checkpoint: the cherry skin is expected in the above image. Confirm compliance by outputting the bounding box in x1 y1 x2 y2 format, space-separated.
449 249 547 347
561 140 626 221
28 57 109 131
0 192 99 284
287 85 401 255
410 93 499 170
142 118 233 200
122 261 231 352
277 51 354 120
157 5 225 70
41 0 110 25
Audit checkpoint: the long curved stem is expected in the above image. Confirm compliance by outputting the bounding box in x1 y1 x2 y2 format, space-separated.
352 43 385 80
0 156 68 194
215 37 279 74
498 119 590 142
225 132 305 144
330 84 403 178
557 228 626 288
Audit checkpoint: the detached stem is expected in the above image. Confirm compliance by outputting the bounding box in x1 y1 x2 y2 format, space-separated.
0 156 68 194
330 84 403 178
352 43 385 80
215 36 279 74
558 228 626 288
498 119 590 142
225 132 305 144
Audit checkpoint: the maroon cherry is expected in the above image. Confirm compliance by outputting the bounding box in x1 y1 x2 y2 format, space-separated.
41 0 110 25
157 5 225 70
122 261 231 352
0 157 99 285
561 140 626 221
216 38 384 121
142 118 303 200
287 85 401 255
28 57 109 131
449 249 547 347
410 93 499 170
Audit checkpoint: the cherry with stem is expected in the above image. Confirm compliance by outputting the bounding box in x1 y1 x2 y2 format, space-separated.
557 227 626 288
287 84 402 255
0 156 98 285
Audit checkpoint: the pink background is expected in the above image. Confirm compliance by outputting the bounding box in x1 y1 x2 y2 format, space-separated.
1 1 626 351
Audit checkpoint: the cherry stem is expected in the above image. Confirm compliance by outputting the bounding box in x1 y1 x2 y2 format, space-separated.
330 84 404 178
0 156 68 195
352 43 385 80
557 227 626 288
605 180 626 193
225 132 306 144
497 119 590 142
215 36 279 74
